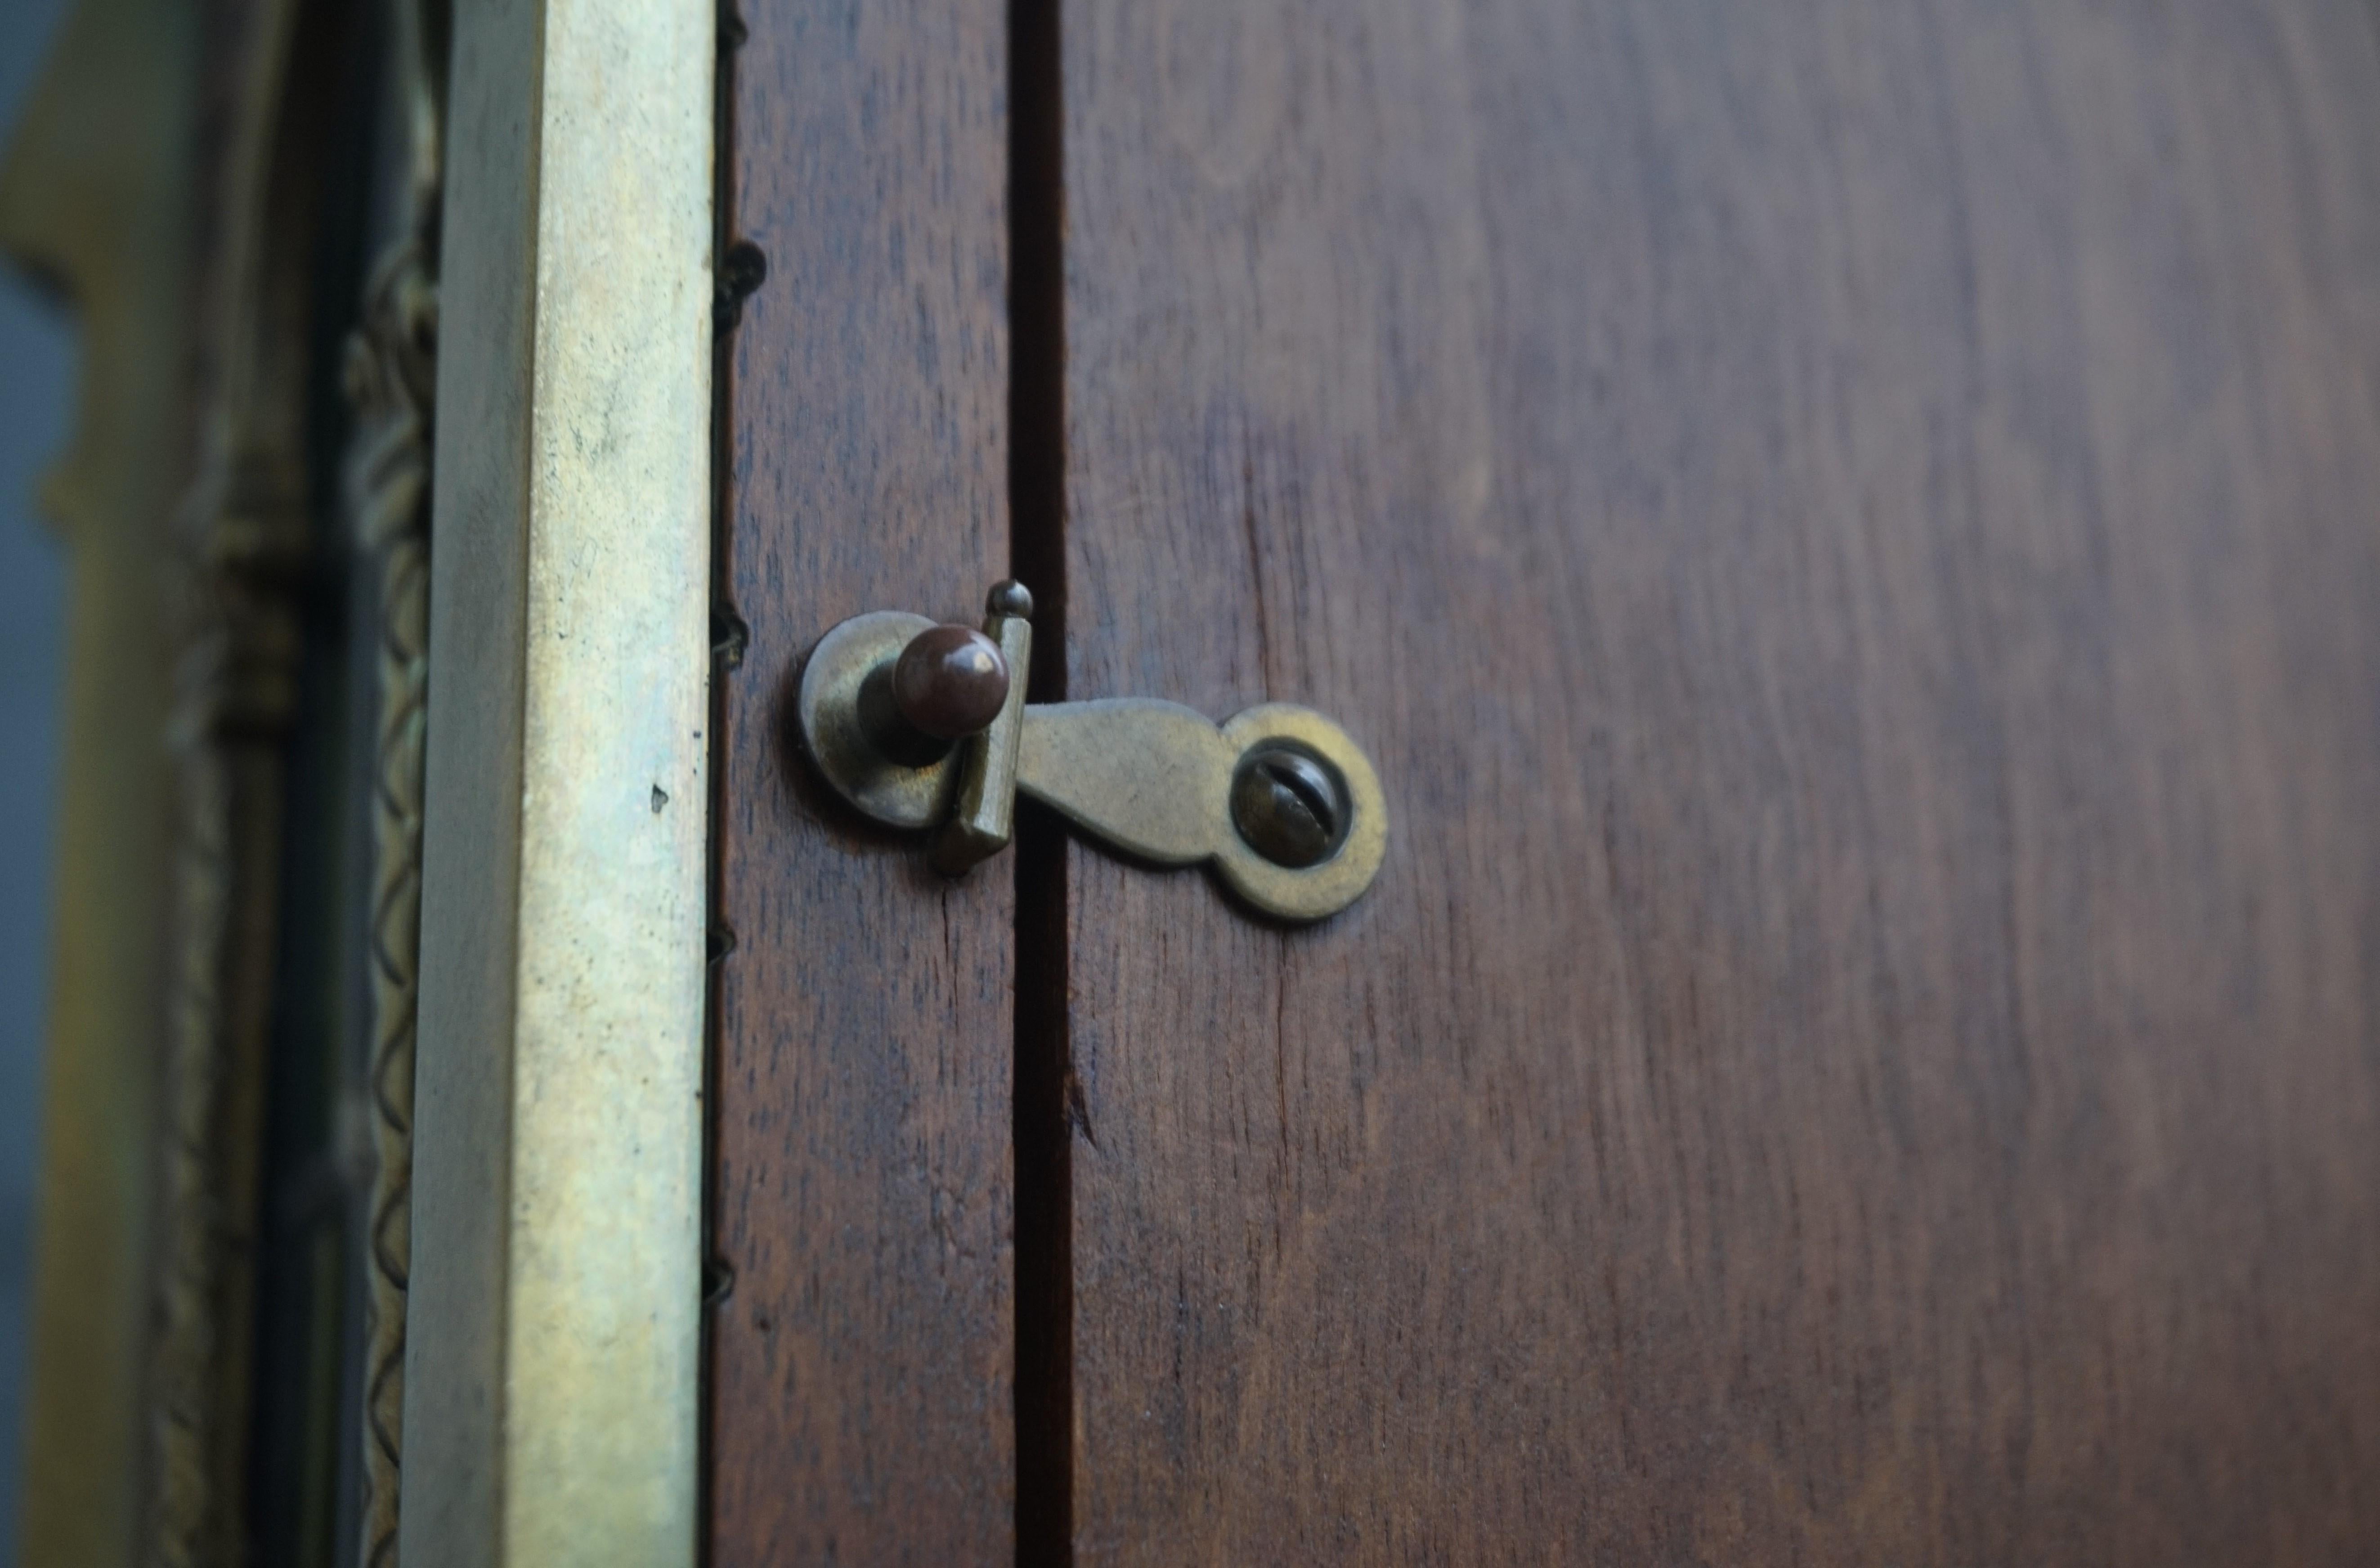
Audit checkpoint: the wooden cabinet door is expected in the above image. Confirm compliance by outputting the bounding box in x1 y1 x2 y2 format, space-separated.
707 5 1020 1562
711 0 2380 1562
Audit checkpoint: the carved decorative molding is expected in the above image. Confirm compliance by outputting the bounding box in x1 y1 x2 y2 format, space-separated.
144 0 357 1559
345 8 444 1566
345 233 437 1568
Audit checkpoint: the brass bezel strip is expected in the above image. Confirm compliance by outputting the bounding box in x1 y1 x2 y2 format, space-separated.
400 0 714 1562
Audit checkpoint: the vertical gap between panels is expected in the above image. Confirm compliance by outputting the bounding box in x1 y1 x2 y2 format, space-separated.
1008 0 1072 1560
699 3 748 1562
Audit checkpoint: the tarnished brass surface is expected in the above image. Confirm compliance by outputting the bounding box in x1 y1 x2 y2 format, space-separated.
401 0 713 1563
799 605 1387 919
1208 705 1388 919
1016 699 1234 864
797 610 959 830
0 0 196 1560
931 606 1033 875
1019 700 1389 922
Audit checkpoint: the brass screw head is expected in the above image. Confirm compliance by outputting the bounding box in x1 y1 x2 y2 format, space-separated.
1229 743 1349 869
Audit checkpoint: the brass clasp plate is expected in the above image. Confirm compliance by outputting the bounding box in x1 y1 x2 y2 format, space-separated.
796 582 1387 922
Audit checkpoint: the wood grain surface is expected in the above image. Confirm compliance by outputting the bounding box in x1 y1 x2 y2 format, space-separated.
707 3 1017 1559
1053 0 2380 1561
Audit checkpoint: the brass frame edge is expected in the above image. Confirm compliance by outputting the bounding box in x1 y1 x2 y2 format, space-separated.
401 0 714 1562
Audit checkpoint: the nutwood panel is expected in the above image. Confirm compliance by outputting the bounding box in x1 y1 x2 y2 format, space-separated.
1058 0 2380 1561
709 4 1016 1560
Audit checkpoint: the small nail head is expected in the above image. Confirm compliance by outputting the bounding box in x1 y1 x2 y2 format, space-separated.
986 580 1035 619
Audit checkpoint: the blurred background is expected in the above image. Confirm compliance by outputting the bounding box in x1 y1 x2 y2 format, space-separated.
0 0 79 1556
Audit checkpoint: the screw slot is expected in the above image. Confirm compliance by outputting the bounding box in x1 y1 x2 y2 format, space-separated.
1230 743 1349 869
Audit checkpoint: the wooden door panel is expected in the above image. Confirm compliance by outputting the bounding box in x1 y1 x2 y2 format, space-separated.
708 4 1017 1559
1055 0 2380 1561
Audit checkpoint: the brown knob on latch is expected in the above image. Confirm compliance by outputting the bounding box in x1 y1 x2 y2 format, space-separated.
892 623 1011 739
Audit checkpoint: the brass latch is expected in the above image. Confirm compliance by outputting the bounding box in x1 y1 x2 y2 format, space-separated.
797 582 1386 922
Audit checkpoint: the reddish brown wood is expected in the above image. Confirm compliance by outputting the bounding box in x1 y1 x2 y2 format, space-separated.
1054 0 2380 1560
707 3 1016 1559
